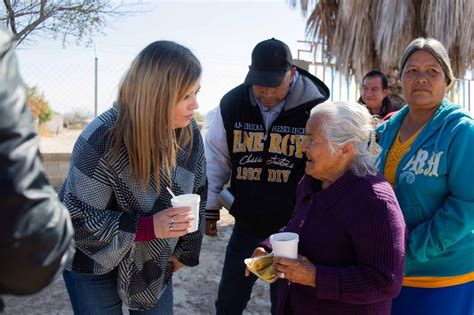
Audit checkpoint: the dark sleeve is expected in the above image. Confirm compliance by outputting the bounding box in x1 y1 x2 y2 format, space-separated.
316 195 406 304
0 31 75 295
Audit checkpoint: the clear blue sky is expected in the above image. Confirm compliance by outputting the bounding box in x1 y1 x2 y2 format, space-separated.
16 0 310 115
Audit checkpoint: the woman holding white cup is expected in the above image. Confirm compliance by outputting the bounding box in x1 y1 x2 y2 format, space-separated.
248 101 406 314
60 41 206 314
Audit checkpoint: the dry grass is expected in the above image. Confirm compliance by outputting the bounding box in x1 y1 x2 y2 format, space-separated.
38 125 52 137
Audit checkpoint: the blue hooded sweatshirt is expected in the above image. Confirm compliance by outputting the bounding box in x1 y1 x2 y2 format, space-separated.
376 99 474 281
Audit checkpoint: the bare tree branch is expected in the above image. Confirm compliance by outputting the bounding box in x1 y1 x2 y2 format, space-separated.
1 0 148 47
3 0 17 33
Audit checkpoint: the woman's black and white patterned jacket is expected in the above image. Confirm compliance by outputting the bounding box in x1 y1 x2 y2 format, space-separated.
59 106 207 310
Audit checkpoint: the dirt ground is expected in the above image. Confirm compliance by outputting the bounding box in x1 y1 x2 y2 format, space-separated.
2 209 271 315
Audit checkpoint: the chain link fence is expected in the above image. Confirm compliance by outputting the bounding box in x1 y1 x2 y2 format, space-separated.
15 41 473 128
295 40 473 113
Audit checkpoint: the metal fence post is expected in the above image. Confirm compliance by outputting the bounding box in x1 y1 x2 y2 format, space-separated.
94 56 98 118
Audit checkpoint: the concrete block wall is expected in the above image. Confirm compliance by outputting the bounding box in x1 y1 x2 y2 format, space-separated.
41 153 71 190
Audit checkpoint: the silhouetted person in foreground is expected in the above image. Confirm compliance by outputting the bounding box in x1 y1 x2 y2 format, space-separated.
0 29 75 311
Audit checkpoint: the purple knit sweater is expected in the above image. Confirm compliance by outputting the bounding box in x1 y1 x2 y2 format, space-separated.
269 171 406 315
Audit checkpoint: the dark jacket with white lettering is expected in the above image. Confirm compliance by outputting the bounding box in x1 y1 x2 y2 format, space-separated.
220 67 329 236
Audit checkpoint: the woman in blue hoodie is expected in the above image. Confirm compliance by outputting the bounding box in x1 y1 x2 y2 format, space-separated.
377 38 474 315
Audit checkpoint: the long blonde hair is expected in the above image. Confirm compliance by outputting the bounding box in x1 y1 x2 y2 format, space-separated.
107 41 202 189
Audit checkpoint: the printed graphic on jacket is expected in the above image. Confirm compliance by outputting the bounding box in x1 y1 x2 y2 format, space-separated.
232 122 305 183
399 149 444 184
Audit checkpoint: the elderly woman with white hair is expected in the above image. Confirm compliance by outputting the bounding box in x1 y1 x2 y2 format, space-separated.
250 101 406 314
377 38 474 315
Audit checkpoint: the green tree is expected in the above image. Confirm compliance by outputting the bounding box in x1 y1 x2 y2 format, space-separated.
28 87 52 124
1 0 146 46
194 112 205 123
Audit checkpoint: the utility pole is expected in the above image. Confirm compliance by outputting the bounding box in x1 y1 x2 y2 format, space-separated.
94 43 98 118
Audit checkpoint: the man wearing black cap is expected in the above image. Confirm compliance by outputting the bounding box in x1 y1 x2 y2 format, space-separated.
205 38 329 314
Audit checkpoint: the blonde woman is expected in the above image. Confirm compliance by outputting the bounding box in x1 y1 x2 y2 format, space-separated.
60 41 206 314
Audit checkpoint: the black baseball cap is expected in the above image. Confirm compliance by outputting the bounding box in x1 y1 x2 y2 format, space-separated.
244 38 293 87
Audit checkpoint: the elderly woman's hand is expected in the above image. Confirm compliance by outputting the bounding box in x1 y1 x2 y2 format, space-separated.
273 255 316 287
244 247 269 277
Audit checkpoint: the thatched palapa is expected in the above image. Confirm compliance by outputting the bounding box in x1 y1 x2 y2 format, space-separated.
294 0 474 83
